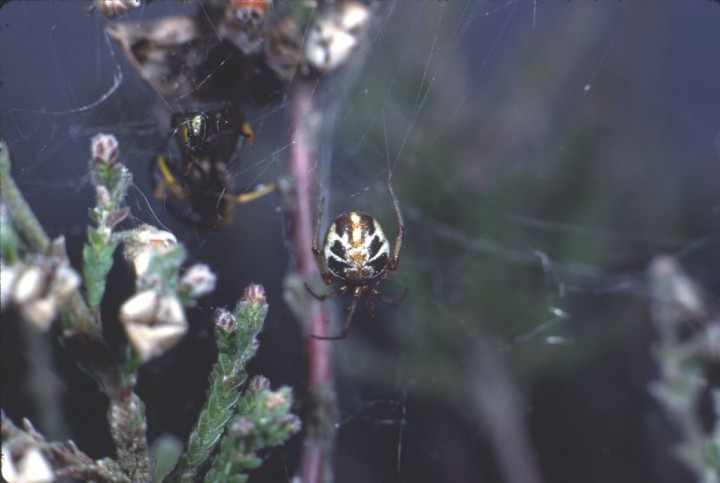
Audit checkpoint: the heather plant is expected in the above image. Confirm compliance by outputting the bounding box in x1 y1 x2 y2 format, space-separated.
1 136 300 482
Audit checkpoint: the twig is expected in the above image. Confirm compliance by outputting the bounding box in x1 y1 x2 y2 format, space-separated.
288 79 338 483
0 139 51 253
20 321 69 440
1 136 151 481
0 138 96 333
468 336 544 483
2 410 130 482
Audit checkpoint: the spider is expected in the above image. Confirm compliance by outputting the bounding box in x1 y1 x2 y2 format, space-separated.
153 107 275 228
305 185 407 340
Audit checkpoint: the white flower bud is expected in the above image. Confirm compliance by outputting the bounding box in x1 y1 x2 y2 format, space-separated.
214 308 237 334
305 2 370 74
1 445 16 482
21 298 58 332
1 263 18 310
13 267 45 304
1 445 55 483
156 294 186 327
180 264 216 298
124 323 188 362
95 0 142 19
90 133 119 164
133 224 178 248
120 290 158 325
128 252 152 279
123 225 178 277
51 264 81 301
120 290 188 361
5 259 78 331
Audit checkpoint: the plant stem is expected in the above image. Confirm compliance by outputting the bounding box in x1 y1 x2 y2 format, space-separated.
0 139 97 334
469 336 544 483
108 384 151 481
1 137 151 481
0 139 51 253
288 80 338 483
2 410 130 482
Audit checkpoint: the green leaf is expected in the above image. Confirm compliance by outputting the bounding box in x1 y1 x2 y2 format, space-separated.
203 377 300 483
83 228 117 313
0 206 20 263
164 287 269 483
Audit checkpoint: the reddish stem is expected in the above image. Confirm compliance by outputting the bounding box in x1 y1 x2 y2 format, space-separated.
289 80 336 483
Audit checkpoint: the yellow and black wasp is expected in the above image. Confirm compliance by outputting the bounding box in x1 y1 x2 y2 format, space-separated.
152 107 275 228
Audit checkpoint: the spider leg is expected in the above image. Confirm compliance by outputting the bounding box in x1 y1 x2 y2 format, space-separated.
311 198 333 285
311 286 361 340
222 182 276 205
305 283 348 301
311 198 325 256
373 286 408 307
387 182 404 271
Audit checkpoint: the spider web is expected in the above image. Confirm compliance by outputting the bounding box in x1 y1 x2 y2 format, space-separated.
1 1 719 482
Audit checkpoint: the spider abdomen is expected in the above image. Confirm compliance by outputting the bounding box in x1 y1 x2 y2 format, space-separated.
324 211 390 283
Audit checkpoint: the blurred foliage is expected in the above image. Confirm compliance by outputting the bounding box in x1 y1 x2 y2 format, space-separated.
327 5 717 481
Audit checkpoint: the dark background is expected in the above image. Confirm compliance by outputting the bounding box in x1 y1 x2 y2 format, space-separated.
2 1 719 482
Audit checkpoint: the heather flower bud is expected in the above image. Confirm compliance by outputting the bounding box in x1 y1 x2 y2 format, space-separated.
13 266 44 304
264 391 288 410
52 264 81 301
0 263 18 310
1 445 55 483
247 375 270 395
180 264 216 298
4 252 81 331
90 133 119 165
230 416 255 437
95 0 142 19
214 308 237 334
123 225 178 278
305 2 370 74
120 290 188 361
21 298 58 332
242 283 266 306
